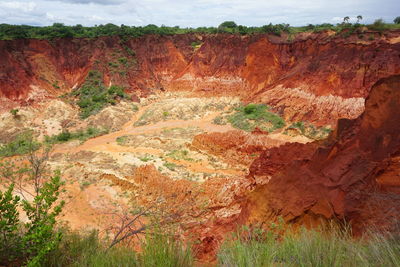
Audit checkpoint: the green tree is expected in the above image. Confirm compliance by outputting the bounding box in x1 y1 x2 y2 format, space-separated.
0 144 65 266
357 15 363 23
219 21 238 29
394 16 400 24
0 184 21 265
343 16 350 23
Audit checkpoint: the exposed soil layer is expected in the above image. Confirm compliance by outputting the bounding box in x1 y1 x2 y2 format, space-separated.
2 31 400 124
1 32 400 263
242 75 400 235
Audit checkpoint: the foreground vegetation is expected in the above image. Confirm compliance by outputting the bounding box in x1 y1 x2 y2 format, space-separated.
42 229 193 267
218 226 400 267
1 18 399 40
1 141 400 266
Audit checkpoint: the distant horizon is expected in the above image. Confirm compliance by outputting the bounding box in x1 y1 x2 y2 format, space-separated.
0 0 399 27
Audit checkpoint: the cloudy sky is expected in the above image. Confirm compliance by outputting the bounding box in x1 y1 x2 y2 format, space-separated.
0 0 399 27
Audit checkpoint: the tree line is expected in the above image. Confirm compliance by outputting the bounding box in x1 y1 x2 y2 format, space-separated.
0 17 399 40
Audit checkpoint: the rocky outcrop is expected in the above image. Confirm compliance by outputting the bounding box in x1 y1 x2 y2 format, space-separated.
243 75 400 234
1 31 400 124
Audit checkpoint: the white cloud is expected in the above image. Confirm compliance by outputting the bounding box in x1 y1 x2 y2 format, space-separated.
0 0 398 26
0 1 37 12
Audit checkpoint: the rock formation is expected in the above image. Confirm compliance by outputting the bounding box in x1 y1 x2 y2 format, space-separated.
243 75 400 234
2 31 400 124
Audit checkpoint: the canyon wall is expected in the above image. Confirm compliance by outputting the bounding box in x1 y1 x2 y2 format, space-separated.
1 31 400 124
243 75 400 234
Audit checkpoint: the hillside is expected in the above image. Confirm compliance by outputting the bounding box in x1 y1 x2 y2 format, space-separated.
1 30 400 264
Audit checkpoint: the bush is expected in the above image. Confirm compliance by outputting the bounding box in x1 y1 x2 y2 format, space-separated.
369 19 388 32
0 131 40 157
0 184 21 264
227 104 285 132
71 70 128 119
0 156 65 266
213 116 226 125
45 127 108 144
10 109 19 117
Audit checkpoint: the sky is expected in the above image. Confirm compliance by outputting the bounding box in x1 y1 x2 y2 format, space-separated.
0 0 399 27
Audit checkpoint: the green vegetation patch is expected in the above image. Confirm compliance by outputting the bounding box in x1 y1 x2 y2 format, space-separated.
227 103 285 132
71 70 128 119
139 155 153 162
166 150 194 161
45 127 108 144
116 135 129 145
0 131 40 157
1 20 400 41
286 121 332 140
218 225 400 267
42 228 193 267
163 162 177 171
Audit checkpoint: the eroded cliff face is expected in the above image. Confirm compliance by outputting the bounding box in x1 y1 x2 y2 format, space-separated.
1 31 400 124
243 75 400 234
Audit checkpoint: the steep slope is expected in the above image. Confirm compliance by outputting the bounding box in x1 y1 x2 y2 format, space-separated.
1 31 400 124
243 75 400 234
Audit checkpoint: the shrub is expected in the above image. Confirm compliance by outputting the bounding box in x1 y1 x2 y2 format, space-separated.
369 19 387 32
213 115 226 125
190 41 202 49
0 152 65 266
227 104 285 132
288 121 305 133
0 184 21 264
163 162 177 171
71 70 128 119
116 135 129 145
0 131 40 158
132 104 139 112
45 127 108 144
10 109 19 117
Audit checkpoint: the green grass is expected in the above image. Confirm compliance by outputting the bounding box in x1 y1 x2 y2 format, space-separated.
166 150 194 161
132 104 139 112
45 127 108 144
43 228 193 267
227 104 285 132
288 121 305 134
163 162 177 171
0 131 40 158
44 230 138 267
190 41 202 49
213 115 226 125
218 226 400 267
139 155 152 162
141 232 193 267
116 135 129 145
